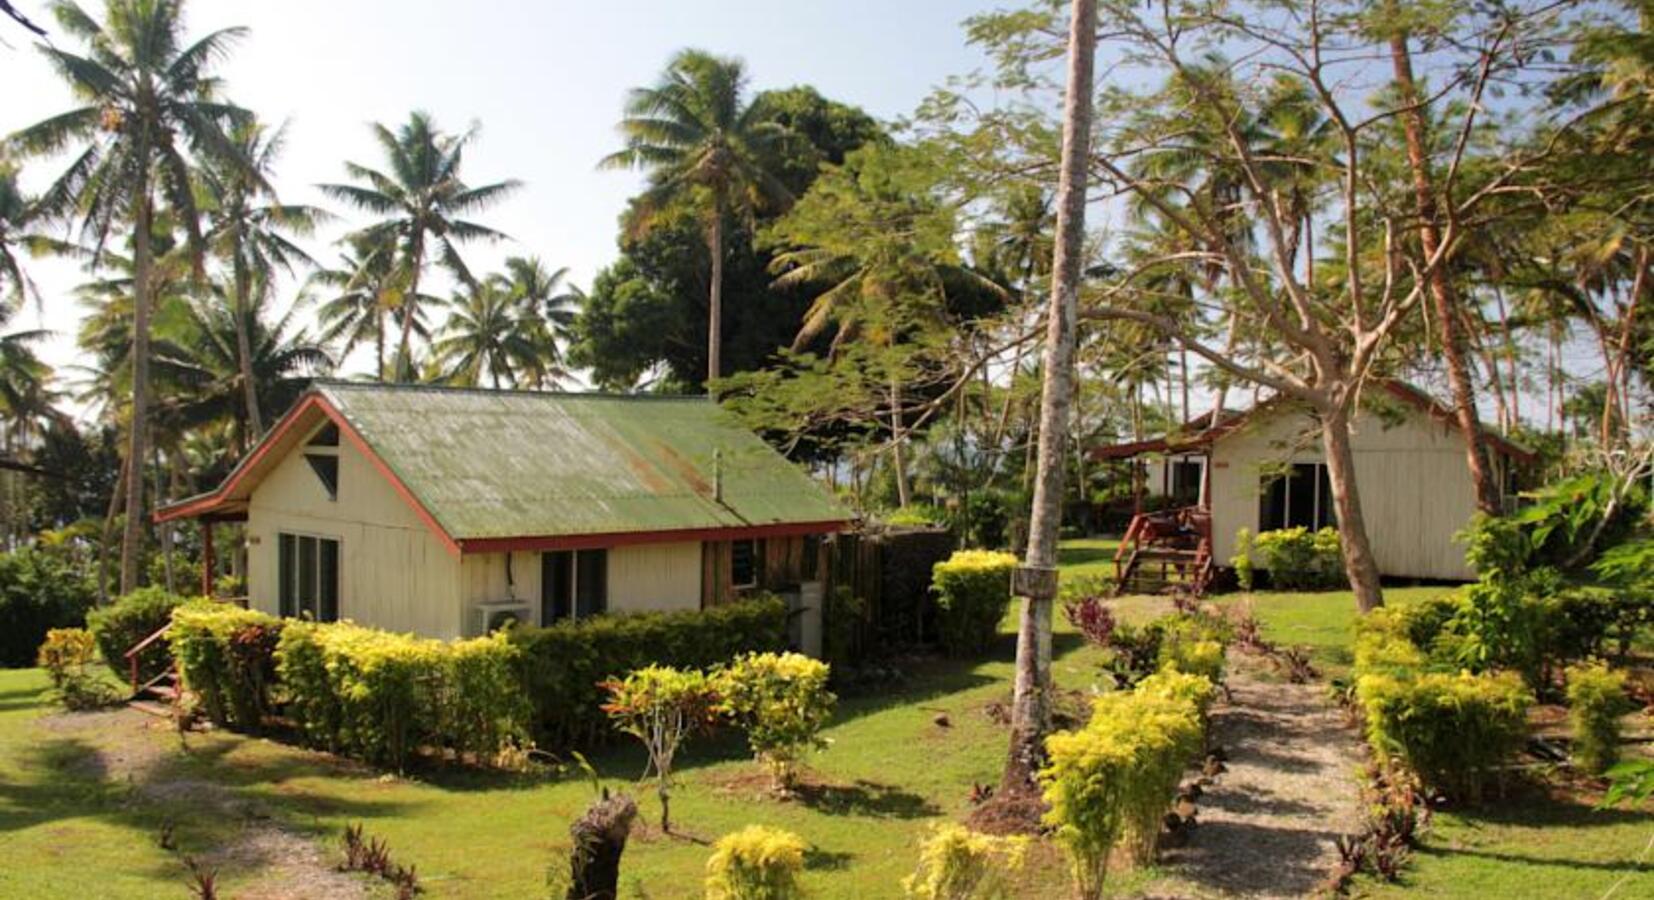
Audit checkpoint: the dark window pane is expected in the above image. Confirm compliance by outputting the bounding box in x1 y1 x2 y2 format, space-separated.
318 539 340 622
1172 461 1202 505
278 534 296 617
298 536 317 618
304 454 339 500
576 549 607 618
541 551 572 623
1287 464 1317 529
309 423 340 446
731 540 757 587
1259 475 1288 531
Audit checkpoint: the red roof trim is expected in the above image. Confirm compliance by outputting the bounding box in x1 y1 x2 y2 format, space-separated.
154 394 329 523
456 520 850 555
153 392 465 557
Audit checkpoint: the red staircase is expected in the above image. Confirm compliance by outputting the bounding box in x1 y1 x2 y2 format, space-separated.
123 596 248 718
1113 505 1214 597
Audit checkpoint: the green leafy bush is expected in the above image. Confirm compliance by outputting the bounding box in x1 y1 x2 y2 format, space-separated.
930 550 1017 657
1231 528 1255 591
1352 609 1429 674
0 548 96 667
442 631 531 760
717 651 836 792
1356 670 1531 802
278 621 528 770
168 603 284 729
704 824 807 900
600 664 719 831
1040 689 1203 897
86 587 190 683
283 622 445 769
36 627 117 710
1155 614 1230 684
902 823 1028 899
1565 662 1631 775
1253 527 1345 590
509 596 786 749
1135 668 1219 733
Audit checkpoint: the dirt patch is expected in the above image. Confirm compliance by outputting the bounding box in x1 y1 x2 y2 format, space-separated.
1154 654 1364 898
963 785 1047 836
32 704 369 899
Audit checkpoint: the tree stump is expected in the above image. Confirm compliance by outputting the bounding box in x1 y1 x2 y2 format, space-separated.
567 791 637 900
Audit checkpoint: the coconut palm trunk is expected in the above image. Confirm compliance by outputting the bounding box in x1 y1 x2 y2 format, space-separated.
120 170 154 595
398 241 425 382
1003 0 1097 792
1389 30 1501 516
707 214 724 389
233 259 264 440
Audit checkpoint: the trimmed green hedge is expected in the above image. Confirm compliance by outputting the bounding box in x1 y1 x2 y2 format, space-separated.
509 596 788 748
930 550 1017 657
1356 670 1531 803
275 621 528 770
86 587 191 684
169 603 284 729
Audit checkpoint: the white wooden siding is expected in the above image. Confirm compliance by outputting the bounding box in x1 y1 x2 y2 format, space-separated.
1208 407 1482 581
246 423 463 638
457 541 703 629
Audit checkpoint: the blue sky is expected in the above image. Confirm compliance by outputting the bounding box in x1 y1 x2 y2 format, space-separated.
3 0 1011 381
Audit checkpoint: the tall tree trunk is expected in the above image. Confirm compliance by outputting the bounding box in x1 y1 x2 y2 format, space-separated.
1004 0 1096 793
232 258 264 439
375 304 387 382
1492 285 1520 427
154 431 174 594
889 375 910 508
120 177 153 595
1321 402 1386 612
397 240 425 382
1389 30 1501 515
707 215 724 391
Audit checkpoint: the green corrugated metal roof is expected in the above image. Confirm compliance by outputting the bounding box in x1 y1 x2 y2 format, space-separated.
316 382 848 540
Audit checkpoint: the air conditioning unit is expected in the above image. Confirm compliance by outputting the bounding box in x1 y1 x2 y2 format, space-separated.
468 599 532 637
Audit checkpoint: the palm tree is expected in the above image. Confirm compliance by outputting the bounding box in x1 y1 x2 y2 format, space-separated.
9 0 255 593
319 111 519 382
498 255 577 387
201 118 327 438
434 278 543 388
602 49 793 388
160 280 333 450
0 161 49 310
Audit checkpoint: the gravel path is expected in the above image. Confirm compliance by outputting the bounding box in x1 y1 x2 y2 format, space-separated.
1155 656 1365 898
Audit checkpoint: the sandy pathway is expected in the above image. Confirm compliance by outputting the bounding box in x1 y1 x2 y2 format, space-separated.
1154 656 1365 898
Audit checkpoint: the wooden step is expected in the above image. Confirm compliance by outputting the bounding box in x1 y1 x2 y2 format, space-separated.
129 700 173 718
143 682 179 702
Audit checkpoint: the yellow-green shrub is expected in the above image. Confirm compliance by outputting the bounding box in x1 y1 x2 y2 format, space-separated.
600 664 719 831
1356 670 1531 802
930 550 1017 657
443 631 532 760
36 627 116 710
902 823 1028 899
85 587 192 682
1135 668 1219 733
1352 609 1428 673
717 652 835 791
1254 526 1344 590
704 825 807 900
1565 662 1631 775
1156 614 1228 684
1040 690 1203 897
168 603 284 729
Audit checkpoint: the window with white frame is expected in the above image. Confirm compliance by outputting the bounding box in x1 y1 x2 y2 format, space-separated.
278 533 340 621
1258 463 1337 531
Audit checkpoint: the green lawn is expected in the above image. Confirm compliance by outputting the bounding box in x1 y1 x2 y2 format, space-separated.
1 545 1648 898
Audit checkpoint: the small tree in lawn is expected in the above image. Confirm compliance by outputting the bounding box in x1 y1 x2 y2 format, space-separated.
600 665 720 833
716 652 836 794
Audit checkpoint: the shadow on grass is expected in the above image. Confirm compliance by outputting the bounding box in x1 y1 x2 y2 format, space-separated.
1411 786 1654 875
1058 544 1116 570
793 778 941 820
803 846 856 871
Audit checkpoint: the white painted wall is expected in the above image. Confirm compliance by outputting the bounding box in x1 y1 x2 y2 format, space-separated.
246 424 463 638
1209 406 1496 581
457 540 704 632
